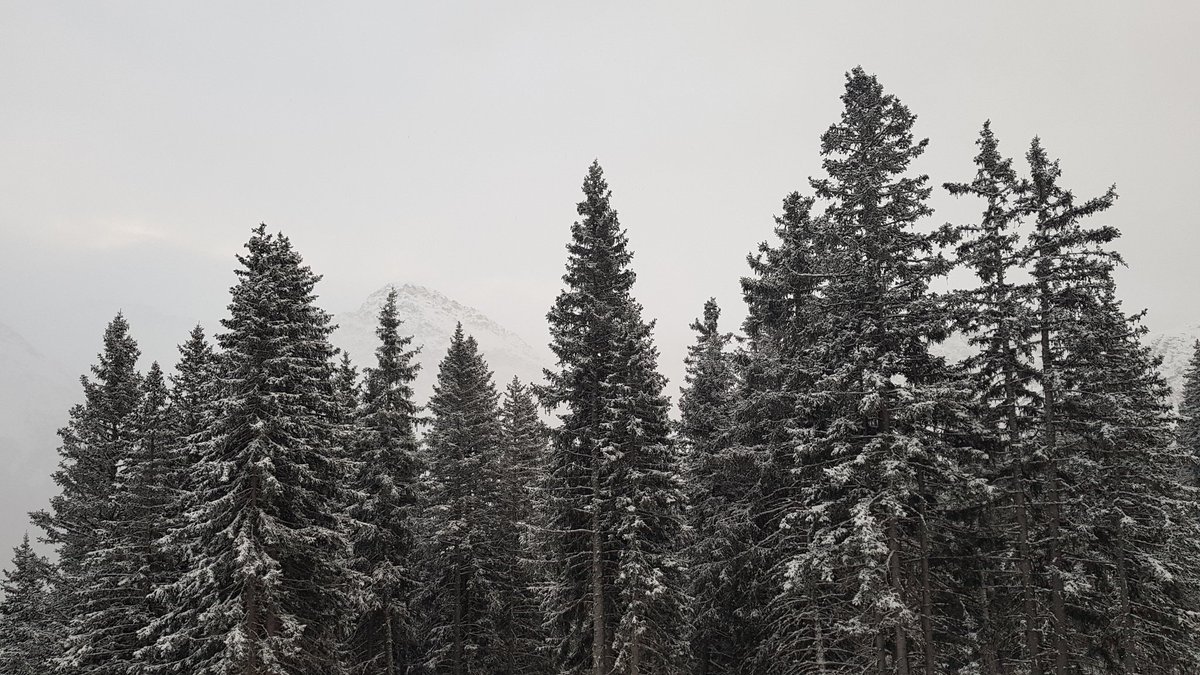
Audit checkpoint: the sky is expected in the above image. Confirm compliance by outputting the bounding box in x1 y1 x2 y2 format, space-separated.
1 3 1198 485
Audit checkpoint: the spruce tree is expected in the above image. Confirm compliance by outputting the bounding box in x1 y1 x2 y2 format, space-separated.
68 362 175 674
32 313 144 672
1178 340 1200 484
784 67 966 673
151 225 350 674
1057 278 1200 671
348 288 423 675
1018 138 1119 674
735 193 829 674
496 377 551 675
943 122 1041 672
419 325 507 675
678 299 748 675
139 325 220 672
0 535 61 675
540 162 690 675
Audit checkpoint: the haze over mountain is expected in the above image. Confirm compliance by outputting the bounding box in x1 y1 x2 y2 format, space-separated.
330 283 552 403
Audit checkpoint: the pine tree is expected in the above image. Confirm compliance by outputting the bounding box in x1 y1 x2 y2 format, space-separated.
942 122 1041 672
1180 340 1200 485
1057 278 1200 671
0 535 62 675
540 162 690 675
1018 137 1120 674
678 299 749 675
419 325 507 675
496 377 551 675
31 313 144 672
152 225 350 674
735 193 830 674
348 288 423 675
68 362 175 674
782 67 966 673
140 325 220 672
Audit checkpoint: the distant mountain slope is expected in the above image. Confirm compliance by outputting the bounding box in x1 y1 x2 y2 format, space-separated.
330 283 551 404
0 322 76 557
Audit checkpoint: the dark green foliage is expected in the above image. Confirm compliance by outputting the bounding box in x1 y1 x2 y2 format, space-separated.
0 535 61 675
152 225 350 674
347 288 424 675
419 325 507 674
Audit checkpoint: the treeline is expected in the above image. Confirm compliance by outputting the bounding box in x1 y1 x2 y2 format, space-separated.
2 66 1199 675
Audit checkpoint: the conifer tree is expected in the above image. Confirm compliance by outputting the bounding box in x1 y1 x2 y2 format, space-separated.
139 325 220 672
783 67 966 673
348 288 423 675
151 225 350 674
735 193 830 674
540 162 690 675
943 122 1041 672
1177 340 1200 484
68 362 175 674
496 377 551 675
1018 138 1119 674
32 313 144 672
419 325 507 674
678 299 748 675
0 535 61 675
1057 278 1200 671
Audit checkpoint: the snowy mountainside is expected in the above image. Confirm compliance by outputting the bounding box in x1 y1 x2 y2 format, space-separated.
330 284 551 404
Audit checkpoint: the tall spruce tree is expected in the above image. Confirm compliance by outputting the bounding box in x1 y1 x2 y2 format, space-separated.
942 122 1041 673
32 313 144 672
348 288 423 675
68 362 175 674
0 534 61 675
1018 138 1120 674
419 325 507 675
139 326 220 672
540 162 690 675
1180 340 1200 484
736 193 829 674
151 225 350 674
678 299 748 675
496 377 551 675
782 67 967 673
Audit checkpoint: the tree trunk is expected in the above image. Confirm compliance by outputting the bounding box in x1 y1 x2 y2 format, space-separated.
1115 527 1135 673
454 563 465 675
1039 273 1068 675
385 603 396 675
592 441 608 675
916 475 935 675
889 520 910 675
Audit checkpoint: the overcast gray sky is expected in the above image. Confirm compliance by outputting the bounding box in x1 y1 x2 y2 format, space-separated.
2 1 1199 403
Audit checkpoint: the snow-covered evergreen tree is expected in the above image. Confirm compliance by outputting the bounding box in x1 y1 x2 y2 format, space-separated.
139 325 220 672
1018 137 1120 674
1177 340 1200 485
781 67 967 673
150 225 350 674
1056 278 1200 671
678 299 749 675
942 122 1041 672
540 162 690 675
67 362 175 674
419 325 507 675
495 377 551 675
347 288 424 675
31 313 144 672
0 534 61 675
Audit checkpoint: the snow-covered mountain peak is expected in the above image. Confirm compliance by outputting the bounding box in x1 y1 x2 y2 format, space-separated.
331 283 550 403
